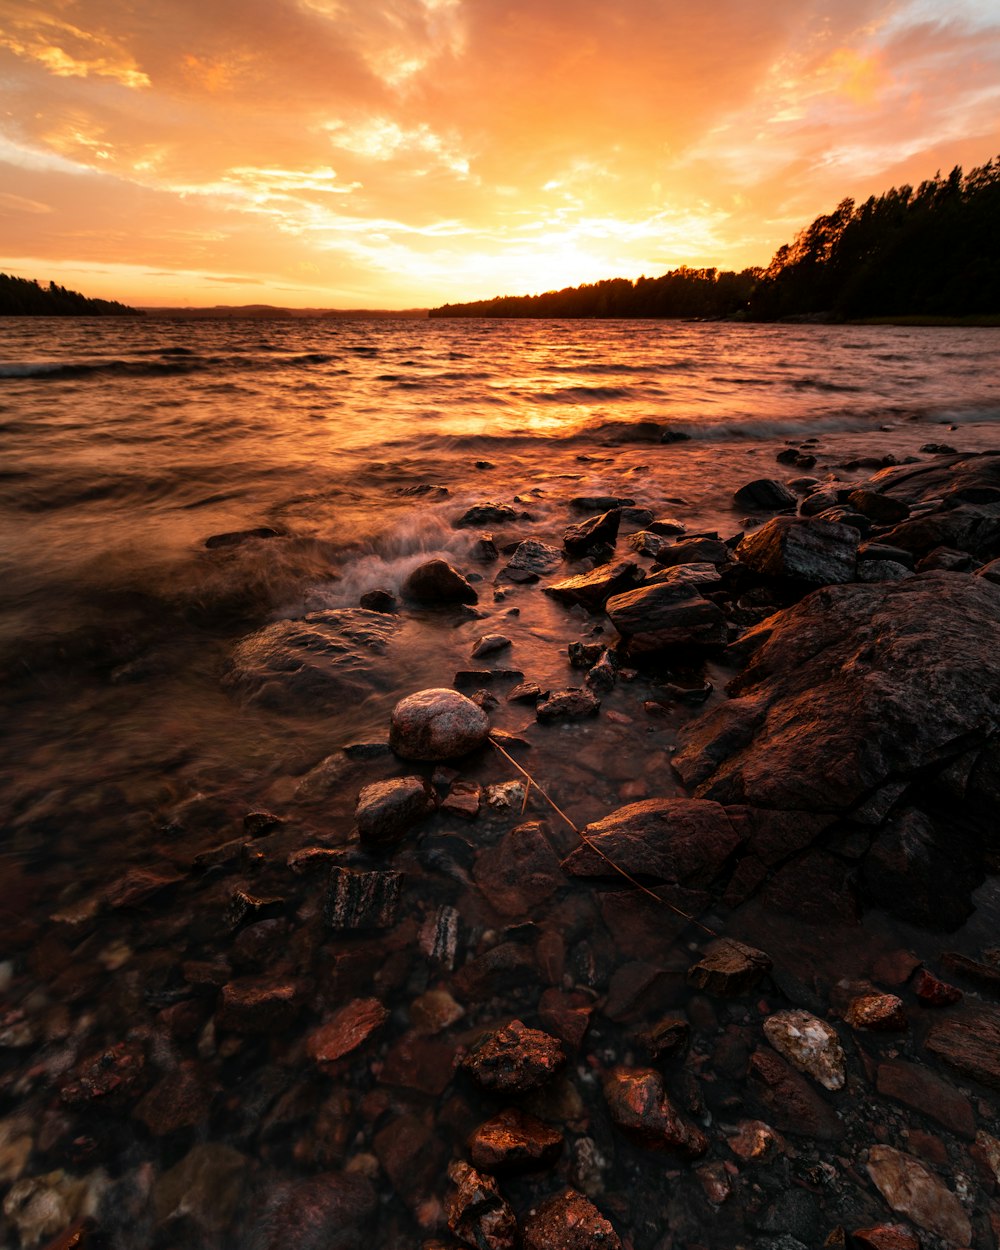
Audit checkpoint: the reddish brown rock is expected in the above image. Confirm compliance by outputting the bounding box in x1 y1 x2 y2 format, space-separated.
324 867 402 931
402 558 478 605
913 969 962 1007
536 687 601 722
446 1160 517 1250
473 821 563 916
441 780 482 820
545 561 644 611
409 989 465 1035
103 866 182 909
603 1067 708 1156
686 938 772 996
747 1049 845 1141
373 1113 446 1209
389 687 489 761
638 1016 691 1062
59 1041 146 1106
355 777 435 847
564 508 622 556
468 1108 564 1174
926 1007 1000 1089
306 998 388 1064
538 989 593 1050
844 994 907 1031
460 1020 565 1094
866 1145 971 1245
380 1033 456 1096
726 1119 788 1163
133 1061 212 1135
851 1225 921 1250
522 1187 622 1250
876 1061 975 1139
605 577 728 653
216 978 300 1034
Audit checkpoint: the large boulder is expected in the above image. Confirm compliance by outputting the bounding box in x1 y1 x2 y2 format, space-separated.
224 609 399 710
606 574 728 654
734 516 859 584
674 573 1000 817
389 688 490 760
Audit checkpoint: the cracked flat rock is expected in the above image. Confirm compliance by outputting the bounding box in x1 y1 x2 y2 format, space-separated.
865 1145 971 1245
763 1010 846 1090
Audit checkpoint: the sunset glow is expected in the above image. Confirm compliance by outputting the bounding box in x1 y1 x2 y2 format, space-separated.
1 0 999 307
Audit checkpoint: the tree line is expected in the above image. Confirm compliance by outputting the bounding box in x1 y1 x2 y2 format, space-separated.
429 156 1000 321
0 274 141 316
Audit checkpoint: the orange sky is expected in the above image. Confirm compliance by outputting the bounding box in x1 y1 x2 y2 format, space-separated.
1 0 998 308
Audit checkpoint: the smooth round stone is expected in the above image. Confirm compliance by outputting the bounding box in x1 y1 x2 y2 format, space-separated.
389 687 490 761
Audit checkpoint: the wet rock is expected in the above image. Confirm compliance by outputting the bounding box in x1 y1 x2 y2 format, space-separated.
390 688 490 760
324 867 402 930
881 506 1000 560
469 1109 563 1174
103 866 182 910
653 536 730 567
133 1061 213 1135
940 949 1000 993
243 1172 376 1250
453 943 540 1000
571 494 635 511
503 538 565 582
800 487 841 516
473 821 563 916
441 779 482 820
926 1007 1000 1088
507 681 541 703
638 1016 691 1062
606 577 728 653
225 609 398 710
687 938 772 996
563 799 742 887
585 649 617 693
876 1060 976 1138
358 588 396 613
857 558 912 582
0 1117 32 1184
735 515 859 583
674 573 1000 818
227 887 284 930
865 1145 971 1246
847 489 911 524
762 1010 846 1090
154 1143 247 1234
733 479 797 511
472 634 512 658
851 1225 921 1250
629 529 673 558
536 688 601 722
373 1113 446 1211
410 989 465 1035
747 1049 844 1141
59 1040 146 1106
861 808 980 931
726 1119 787 1163
522 1188 622 1250
564 509 622 557
4 1173 108 1248
603 1067 708 1156
568 641 605 669
402 559 478 605
472 534 500 563
844 994 907 1031
217 978 300 1034
355 776 435 848
648 516 686 535
913 969 962 1007
446 1160 518 1250
419 906 460 969
459 1020 565 1094
546 560 644 611
538 988 594 1050
205 526 283 549
306 999 388 1064
456 502 519 527
244 809 284 836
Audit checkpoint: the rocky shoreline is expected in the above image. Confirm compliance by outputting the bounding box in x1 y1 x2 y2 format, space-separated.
4 446 1000 1250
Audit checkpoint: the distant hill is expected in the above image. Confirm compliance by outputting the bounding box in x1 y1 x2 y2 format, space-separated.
0 273 142 316
141 304 429 319
430 155 1000 322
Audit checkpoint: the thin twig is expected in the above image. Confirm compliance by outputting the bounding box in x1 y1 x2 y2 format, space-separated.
489 734 718 937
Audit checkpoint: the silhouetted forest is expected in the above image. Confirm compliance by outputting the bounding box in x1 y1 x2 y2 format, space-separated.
0 274 141 316
430 156 1000 321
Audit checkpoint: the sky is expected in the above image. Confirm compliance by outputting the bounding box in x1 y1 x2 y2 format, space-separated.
1 0 999 308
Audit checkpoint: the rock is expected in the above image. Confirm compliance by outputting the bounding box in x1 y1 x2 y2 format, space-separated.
205 526 283 548
372 1113 445 1211
851 1225 921 1250
913 969 962 1007
926 1007 1000 1088
503 539 562 579
857 559 912 582
133 1061 213 1135
456 502 519 527
653 537 729 567
538 989 594 1050
629 530 673 558
726 1119 787 1162
762 1010 846 1090
324 867 401 930
472 533 500 562
733 479 797 511
571 494 635 511
747 1049 844 1141
459 1020 565 1094
306 999 388 1064
606 578 728 653
473 821 563 916
217 978 299 1034
585 650 617 693
687 939 772 996
674 573 1000 819
355 777 435 847
800 488 841 516
154 1143 248 1233
940 949 1000 993
445 1161 517 1250
472 634 512 658
536 688 601 722
734 516 859 583
402 559 478 605
844 994 907 1031
866 1145 971 1246
638 1017 691 1062
469 1109 563 1174
522 1188 622 1250
564 509 622 556
58 1040 146 1106
847 489 911 524
224 609 398 709
648 516 686 535
441 779 482 820
569 641 606 669
546 561 644 611
562 799 742 887
389 688 490 760
876 1060 976 1138
244 1172 376 1250
410 989 464 1035
358 588 396 613
453 943 539 1001
603 1068 708 1156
